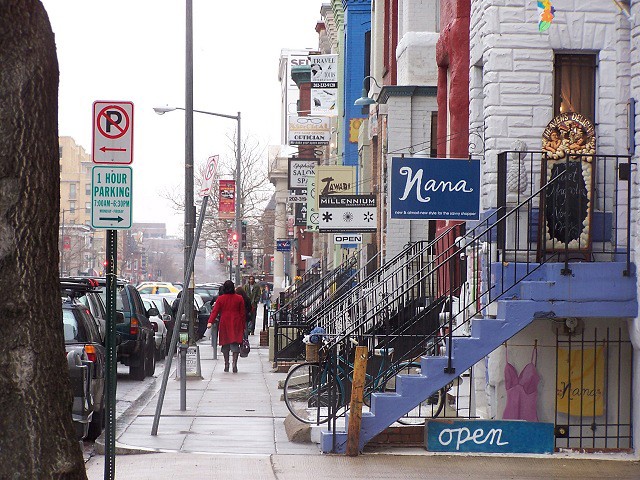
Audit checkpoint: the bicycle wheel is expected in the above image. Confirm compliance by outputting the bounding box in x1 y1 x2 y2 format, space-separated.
383 362 446 425
283 362 343 424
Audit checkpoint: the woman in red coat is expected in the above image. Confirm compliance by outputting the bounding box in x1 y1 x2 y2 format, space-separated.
207 280 246 373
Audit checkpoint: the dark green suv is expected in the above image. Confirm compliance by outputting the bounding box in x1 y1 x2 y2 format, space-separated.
93 278 157 380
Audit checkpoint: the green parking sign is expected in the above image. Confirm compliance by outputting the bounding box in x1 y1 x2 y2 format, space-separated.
91 166 132 229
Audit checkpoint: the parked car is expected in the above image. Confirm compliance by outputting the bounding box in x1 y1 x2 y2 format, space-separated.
140 294 175 355
142 297 168 359
160 292 211 341
136 282 181 295
62 299 106 441
60 277 107 341
195 283 221 304
92 278 157 380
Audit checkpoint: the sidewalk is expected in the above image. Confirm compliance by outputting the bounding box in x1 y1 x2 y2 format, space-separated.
85 309 640 479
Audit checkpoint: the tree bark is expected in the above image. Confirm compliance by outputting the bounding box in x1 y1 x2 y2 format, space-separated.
0 1 87 478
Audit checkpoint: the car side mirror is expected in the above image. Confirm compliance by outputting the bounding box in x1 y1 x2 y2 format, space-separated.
115 333 122 346
116 311 125 324
147 307 159 317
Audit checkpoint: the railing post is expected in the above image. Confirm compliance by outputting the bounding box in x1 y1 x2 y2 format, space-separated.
346 346 368 456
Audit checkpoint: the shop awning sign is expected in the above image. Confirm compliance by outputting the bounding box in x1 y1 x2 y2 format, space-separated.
319 195 377 233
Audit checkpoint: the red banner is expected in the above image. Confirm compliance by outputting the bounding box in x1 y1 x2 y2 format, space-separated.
219 179 235 219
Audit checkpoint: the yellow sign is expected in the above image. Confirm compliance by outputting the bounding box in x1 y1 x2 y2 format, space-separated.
349 118 365 143
316 165 356 196
556 346 605 416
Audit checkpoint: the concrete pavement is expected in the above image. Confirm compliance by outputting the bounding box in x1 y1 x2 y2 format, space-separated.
85 309 640 479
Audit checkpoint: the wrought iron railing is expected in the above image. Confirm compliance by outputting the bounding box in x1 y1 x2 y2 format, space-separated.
317 152 633 427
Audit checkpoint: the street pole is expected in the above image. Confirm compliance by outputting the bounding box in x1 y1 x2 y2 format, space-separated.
235 112 242 286
184 0 195 347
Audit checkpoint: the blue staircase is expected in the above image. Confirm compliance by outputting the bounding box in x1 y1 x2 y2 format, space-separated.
320 261 637 453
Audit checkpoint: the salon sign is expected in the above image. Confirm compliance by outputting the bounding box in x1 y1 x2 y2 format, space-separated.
390 157 480 220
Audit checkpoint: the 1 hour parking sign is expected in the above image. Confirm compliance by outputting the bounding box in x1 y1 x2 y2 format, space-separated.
92 101 134 164
91 166 133 229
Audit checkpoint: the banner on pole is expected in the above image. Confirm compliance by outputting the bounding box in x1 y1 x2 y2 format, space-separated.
218 179 235 219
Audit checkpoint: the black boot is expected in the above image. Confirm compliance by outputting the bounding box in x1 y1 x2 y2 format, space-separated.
232 352 239 373
223 351 230 372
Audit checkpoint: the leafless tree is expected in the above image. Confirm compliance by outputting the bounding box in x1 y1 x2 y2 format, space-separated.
0 1 87 478
163 133 274 257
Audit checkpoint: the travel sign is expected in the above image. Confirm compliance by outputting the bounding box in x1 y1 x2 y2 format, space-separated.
91 166 132 229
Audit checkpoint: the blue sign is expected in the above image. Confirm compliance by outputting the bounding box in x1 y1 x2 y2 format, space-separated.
390 157 480 220
276 240 291 252
426 420 555 454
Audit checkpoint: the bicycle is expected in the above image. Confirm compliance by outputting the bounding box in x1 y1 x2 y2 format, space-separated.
283 337 447 425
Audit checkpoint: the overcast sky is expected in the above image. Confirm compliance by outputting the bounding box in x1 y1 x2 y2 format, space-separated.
41 0 321 235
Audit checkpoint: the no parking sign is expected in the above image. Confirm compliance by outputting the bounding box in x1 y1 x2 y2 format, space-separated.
92 101 134 164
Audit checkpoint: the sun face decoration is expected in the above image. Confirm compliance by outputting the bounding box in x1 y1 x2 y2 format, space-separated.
343 212 354 223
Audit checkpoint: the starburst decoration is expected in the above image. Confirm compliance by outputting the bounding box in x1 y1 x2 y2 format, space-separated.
322 212 333 222
363 212 374 222
343 212 354 222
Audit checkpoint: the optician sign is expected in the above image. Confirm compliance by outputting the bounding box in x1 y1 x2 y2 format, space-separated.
288 116 330 146
390 157 480 220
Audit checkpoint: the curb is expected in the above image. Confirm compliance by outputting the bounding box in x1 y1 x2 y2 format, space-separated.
94 361 173 455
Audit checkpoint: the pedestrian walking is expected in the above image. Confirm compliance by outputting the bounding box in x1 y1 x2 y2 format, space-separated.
207 280 246 373
243 275 261 335
235 286 252 333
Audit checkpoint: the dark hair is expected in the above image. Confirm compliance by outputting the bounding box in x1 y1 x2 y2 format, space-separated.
222 280 235 294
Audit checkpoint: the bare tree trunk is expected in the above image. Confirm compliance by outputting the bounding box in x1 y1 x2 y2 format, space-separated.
0 1 87 478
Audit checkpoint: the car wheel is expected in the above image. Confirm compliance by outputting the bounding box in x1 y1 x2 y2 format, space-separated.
86 404 104 441
130 350 146 381
145 338 156 376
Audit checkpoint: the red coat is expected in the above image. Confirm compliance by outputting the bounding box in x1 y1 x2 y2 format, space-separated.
208 293 246 345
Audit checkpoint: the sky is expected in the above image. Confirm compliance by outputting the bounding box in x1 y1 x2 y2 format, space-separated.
41 0 321 236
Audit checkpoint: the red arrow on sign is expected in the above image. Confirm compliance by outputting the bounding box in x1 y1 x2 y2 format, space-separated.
99 146 127 152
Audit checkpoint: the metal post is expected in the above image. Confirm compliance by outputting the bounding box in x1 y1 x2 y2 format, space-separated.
235 112 242 286
185 0 195 344
104 229 117 480
152 196 210 433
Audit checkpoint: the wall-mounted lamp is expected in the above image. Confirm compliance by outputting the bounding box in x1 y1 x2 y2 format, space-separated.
354 75 382 106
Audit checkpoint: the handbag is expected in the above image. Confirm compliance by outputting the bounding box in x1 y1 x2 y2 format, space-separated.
239 336 251 357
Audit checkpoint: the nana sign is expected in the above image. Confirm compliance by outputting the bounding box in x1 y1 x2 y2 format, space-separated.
390 157 480 220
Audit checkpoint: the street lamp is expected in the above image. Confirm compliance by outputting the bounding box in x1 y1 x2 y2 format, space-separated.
354 75 382 106
153 105 242 286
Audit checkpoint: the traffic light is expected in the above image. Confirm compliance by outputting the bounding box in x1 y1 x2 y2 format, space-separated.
219 252 224 264
241 220 247 248
232 232 238 243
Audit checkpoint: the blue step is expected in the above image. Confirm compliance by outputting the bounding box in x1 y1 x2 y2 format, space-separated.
320 261 637 454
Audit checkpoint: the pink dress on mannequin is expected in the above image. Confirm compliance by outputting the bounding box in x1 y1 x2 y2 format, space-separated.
502 345 540 422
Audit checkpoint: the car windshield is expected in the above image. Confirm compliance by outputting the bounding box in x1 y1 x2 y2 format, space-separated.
95 286 126 311
63 309 89 343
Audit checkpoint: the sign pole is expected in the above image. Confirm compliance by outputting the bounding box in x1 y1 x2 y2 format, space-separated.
152 195 209 434
104 229 117 480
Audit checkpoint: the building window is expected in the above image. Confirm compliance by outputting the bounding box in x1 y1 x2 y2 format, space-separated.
85 183 91 195
69 183 77 200
85 202 91 214
69 202 76 213
554 54 596 123
59 146 63 159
